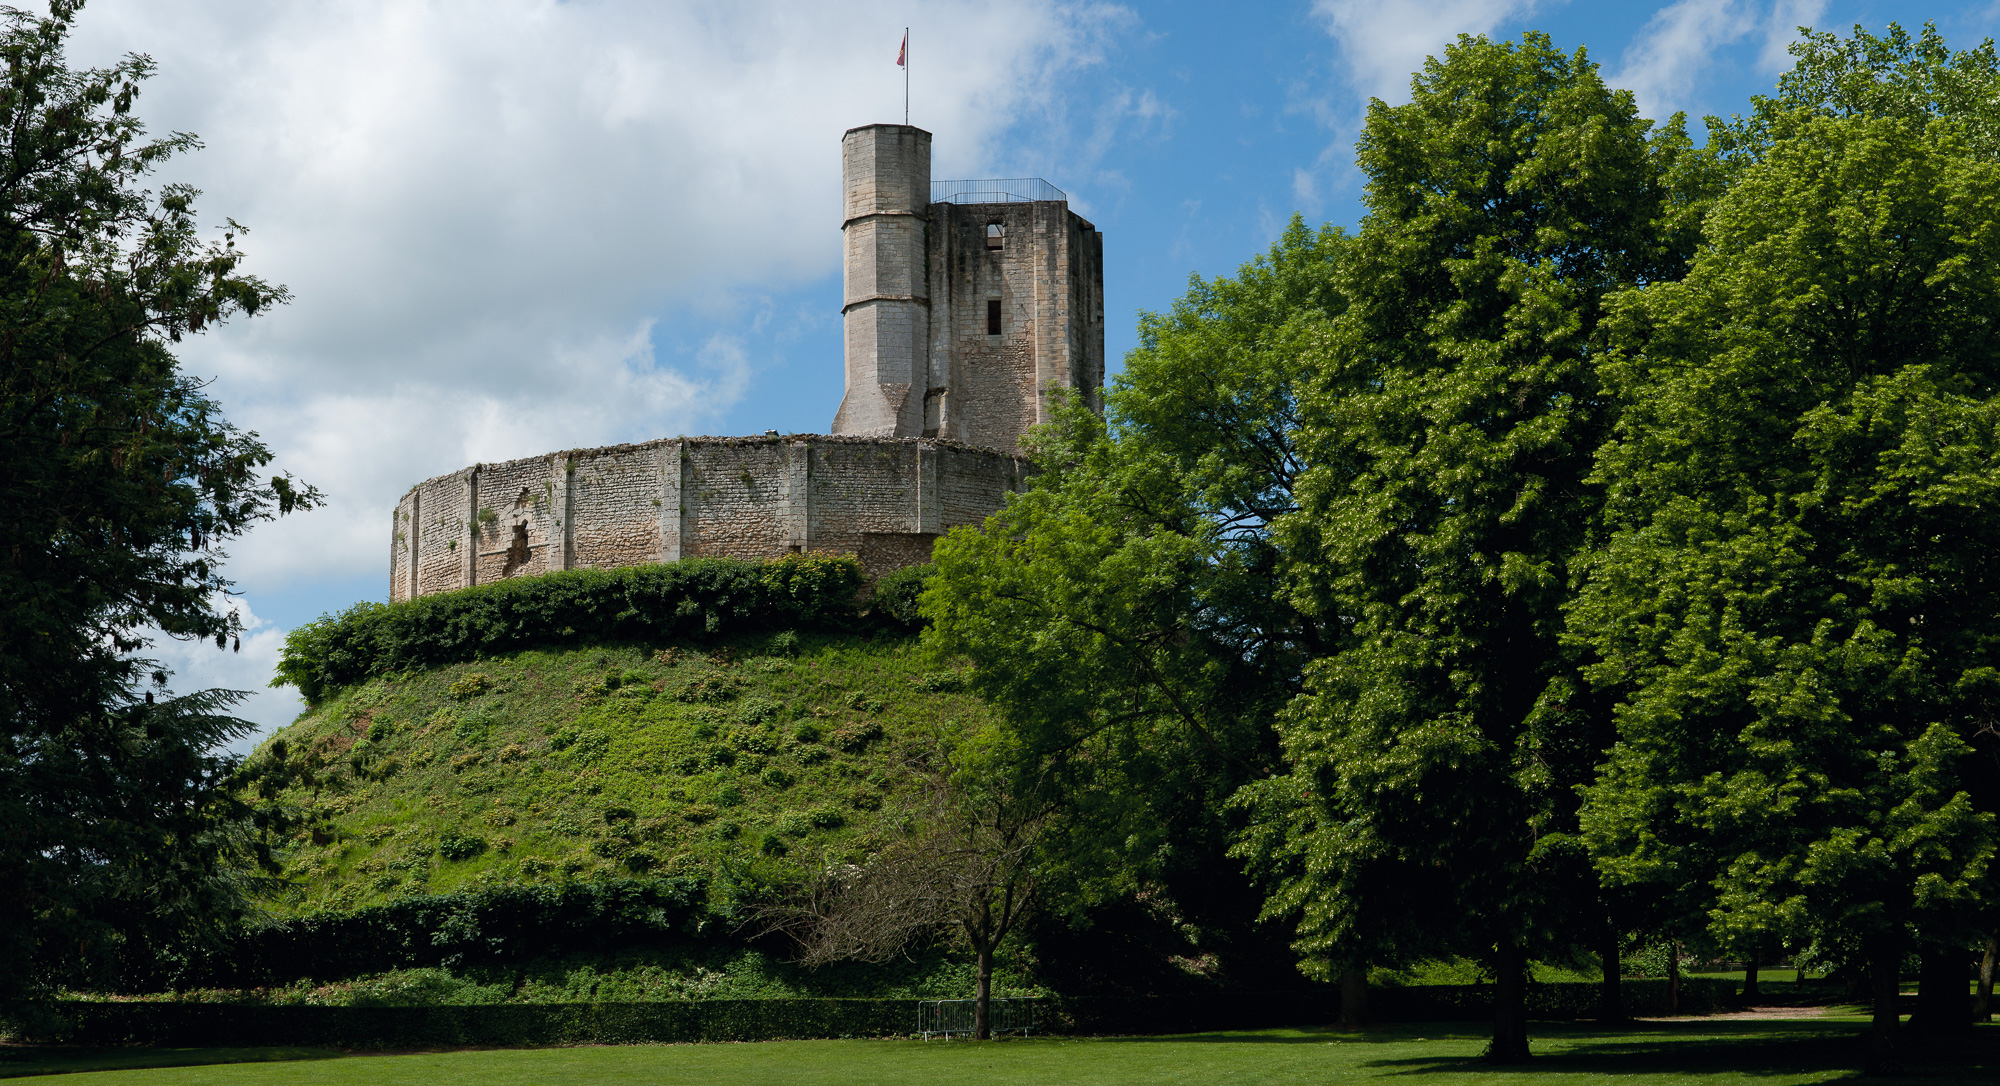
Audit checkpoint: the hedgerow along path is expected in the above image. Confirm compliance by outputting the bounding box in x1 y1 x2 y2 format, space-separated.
8 1020 1997 1085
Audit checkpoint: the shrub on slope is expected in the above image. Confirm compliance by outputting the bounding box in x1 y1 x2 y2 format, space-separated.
250 630 980 915
275 554 864 703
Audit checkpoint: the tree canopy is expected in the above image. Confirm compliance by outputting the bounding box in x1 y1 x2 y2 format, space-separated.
1237 31 1700 1061
928 20 2000 1063
0 1 316 1015
1574 94 2000 1061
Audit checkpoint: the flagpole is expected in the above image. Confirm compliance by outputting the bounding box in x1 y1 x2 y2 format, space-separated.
904 28 910 125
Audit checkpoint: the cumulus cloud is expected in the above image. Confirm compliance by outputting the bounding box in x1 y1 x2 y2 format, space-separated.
1309 0 1551 104
1292 0 1551 209
144 597 301 754
1609 0 1827 122
57 0 1131 592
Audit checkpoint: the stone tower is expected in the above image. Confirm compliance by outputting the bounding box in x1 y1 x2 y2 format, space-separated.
832 124 1103 450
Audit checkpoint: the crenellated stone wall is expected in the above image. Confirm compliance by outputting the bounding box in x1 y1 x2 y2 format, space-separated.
390 435 1027 603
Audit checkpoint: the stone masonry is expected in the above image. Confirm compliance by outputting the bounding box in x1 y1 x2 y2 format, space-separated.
832 124 1105 448
391 123 1100 601
390 435 1028 603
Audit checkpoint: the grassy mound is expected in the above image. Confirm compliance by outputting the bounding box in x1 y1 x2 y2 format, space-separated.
253 628 984 915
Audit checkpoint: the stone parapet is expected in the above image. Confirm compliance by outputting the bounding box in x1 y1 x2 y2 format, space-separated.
389 435 1027 603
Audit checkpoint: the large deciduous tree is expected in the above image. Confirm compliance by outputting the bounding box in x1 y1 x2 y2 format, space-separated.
921 217 1345 992
0 1 315 1015
1249 33 1701 1061
1573 107 2000 1063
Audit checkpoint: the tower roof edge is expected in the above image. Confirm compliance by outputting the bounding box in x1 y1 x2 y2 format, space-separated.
843 122 932 138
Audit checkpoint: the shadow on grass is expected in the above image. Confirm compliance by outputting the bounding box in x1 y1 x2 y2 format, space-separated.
1098 1025 1493 1045
0 1045 344 1079
1095 1019 1998 1083
1357 1020 1998 1082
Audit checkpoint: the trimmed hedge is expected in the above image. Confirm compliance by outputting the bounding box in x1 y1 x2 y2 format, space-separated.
1045 979 1734 1035
276 554 864 702
37 980 1738 1049
40 999 915 1048
175 879 715 990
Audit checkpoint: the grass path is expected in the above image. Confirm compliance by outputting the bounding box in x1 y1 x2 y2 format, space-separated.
5 1020 1996 1085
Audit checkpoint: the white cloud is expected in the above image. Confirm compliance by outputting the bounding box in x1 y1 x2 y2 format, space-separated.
1760 1 1830 70
1610 0 1827 122
144 596 302 755
1293 0 1553 213
1309 0 1551 105
56 0 1129 592
31 0 1138 739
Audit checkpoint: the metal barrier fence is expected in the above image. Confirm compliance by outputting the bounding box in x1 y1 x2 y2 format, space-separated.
916 998 1038 1040
930 178 1066 205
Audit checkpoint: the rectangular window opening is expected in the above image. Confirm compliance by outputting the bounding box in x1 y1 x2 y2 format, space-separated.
987 299 1002 336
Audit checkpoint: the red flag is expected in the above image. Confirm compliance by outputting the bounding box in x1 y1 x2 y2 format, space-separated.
897 33 906 67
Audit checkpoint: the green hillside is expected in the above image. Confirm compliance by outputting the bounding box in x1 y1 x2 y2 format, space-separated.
254 628 983 915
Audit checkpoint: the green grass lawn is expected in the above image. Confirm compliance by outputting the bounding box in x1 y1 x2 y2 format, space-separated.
6 1020 1995 1085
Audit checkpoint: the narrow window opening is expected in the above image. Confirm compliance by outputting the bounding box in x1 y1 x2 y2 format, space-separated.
986 222 1004 250
987 299 1002 336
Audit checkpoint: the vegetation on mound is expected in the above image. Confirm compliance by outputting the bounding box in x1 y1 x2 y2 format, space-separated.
251 629 981 914
274 554 867 703
97 948 1027 1006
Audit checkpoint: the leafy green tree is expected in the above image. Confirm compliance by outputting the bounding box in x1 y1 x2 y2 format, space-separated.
1572 104 2000 1059
0 2 315 1014
922 218 1346 991
1249 33 1700 1060
1712 21 2000 163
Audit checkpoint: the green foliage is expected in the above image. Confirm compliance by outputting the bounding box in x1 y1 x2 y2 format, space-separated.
923 216 1350 967
1571 108 2000 981
436 833 487 862
909 673 962 695
0 3 319 1016
1712 21 2000 163
1231 33 1706 1059
244 633 990 917
1249 26 1689 955
870 563 934 628
168 878 713 988
44 997 923 1048
29 979 1739 1053
447 674 493 700
273 554 863 704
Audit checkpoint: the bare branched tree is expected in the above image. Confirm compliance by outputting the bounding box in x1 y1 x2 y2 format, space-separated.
758 754 1055 1039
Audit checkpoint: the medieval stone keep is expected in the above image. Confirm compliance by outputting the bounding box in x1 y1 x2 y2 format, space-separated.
390 123 1104 603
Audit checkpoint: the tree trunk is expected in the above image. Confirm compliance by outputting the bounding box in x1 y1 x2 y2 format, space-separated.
1866 933 1903 1064
1487 942 1531 1063
1743 953 1759 1002
1337 965 1369 1030
974 941 993 1041
1667 940 1681 1016
1598 929 1623 1023
1976 934 1995 1023
1910 945 1969 1035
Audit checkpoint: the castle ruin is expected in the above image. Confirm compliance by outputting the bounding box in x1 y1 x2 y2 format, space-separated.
389 123 1104 602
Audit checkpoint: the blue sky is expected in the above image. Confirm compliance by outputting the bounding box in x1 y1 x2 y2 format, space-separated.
57 0 1966 744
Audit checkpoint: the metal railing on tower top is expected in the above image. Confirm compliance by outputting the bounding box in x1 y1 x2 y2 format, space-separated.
931 178 1066 205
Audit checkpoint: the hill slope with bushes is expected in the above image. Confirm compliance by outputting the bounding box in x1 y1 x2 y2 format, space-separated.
254 626 978 915
201 556 1287 1007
